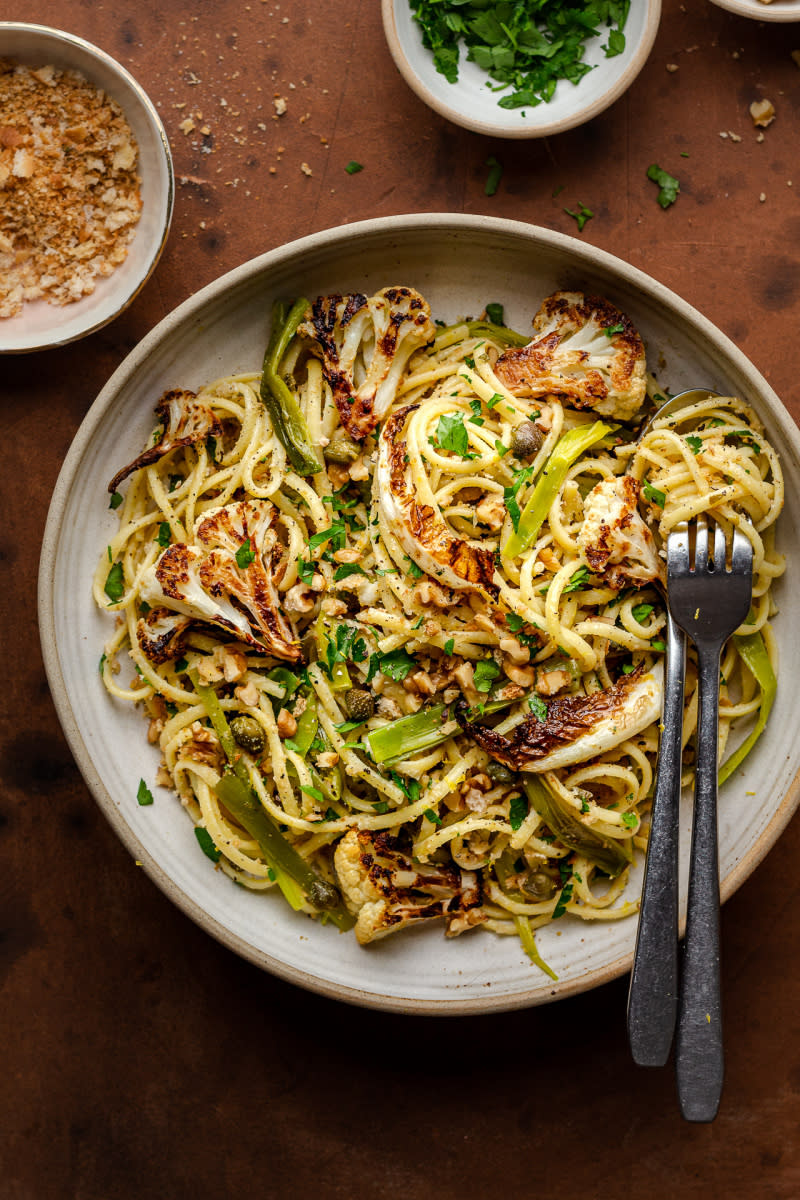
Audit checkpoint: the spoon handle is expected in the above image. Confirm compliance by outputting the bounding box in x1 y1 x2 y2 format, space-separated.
627 610 686 1066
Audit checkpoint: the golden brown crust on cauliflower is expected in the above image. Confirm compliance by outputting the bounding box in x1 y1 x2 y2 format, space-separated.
495 292 646 421
334 829 481 944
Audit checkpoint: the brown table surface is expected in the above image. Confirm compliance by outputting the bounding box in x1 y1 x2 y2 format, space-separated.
3 1 800 1196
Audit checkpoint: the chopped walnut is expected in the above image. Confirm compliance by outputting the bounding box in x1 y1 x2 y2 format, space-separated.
284 581 316 614
475 492 506 530
403 670 438 697
505 661 536 688
414 578 452 608
499 635 530 665
536 668 572 696
277 708 298 738
235 680 260 707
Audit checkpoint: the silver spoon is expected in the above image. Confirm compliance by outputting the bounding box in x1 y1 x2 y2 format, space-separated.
627 388 721 1068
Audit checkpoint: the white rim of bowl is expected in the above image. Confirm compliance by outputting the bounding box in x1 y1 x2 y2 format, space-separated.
38 212 800 1013
0 21 174 354
380 0 663 138
708 0 800 19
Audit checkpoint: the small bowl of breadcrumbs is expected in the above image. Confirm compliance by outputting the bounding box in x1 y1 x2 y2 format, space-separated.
0 23 174 353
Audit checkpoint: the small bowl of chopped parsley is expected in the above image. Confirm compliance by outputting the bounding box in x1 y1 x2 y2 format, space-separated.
382 0 661 139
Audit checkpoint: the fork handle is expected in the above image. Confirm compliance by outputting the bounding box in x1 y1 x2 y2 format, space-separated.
628 611 686 1066
675 642 724 1122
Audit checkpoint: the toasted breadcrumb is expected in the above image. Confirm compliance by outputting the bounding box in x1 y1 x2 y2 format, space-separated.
0 58 142 318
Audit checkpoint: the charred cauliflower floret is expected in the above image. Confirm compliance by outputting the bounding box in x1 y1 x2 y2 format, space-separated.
136 606 193 664
334 829 481 944
455 662 663 773
375 404 498 596
578 475 663 589
108 389 223 494
298 285 436 440
139 499 302 662
494 292 647 421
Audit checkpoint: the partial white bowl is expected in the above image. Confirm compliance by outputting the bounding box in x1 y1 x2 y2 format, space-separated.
381 0 662 138
708 0 800 20
0 23 174 354
39 214 800 1014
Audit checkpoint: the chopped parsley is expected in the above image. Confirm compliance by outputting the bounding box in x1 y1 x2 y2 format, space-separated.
378 648 417 682
509 793 528 831
155 522 172 549
345 160 363 174
642 480 666 508
444 637 455 656
298 557 315 585
136 779 154 807
473 658 501 692
334 563 367 581
308 521 346 553
485 302 504 325
552 881 574 919
235 538 255 568
505 612 526 633
410 1 630 110
424 807 443 826
504 464 535 533
647 163 680 209
194 827 221 861
622 812 638 828
685 434 703 455
109 491 123 510
604 322 624 337
562 565 591 594
529 694 548 722
435 412 470 457
300 784 326 804
631 602 654 624
104 561 124 604
564 201 594 232
485 154 503 196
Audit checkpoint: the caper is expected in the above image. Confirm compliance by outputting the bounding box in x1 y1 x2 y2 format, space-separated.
522 871 557 900
511 421 545 459
308 879 341 910
230 714 266 757
345 688 375 722
486 761 517 784
325 428 362 464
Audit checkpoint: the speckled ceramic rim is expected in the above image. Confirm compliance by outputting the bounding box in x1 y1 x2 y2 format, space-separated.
39 214 800 1014
380 0 662 139
0 22 174 354
707 0 800 21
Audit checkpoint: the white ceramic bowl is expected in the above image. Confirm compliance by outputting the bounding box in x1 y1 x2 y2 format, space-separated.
708 0 800 20
381 0 662 138
0 23 174 354
39 214 800 1014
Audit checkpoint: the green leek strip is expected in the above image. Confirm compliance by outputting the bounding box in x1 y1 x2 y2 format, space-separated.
288 690 318 758
719 629 777 785
366 704 449 764
522 775 630 878
502 421 615 560
514 915 558 981
188 670 355 930
464 320 530 347
365 695 521 766
260 298 322 476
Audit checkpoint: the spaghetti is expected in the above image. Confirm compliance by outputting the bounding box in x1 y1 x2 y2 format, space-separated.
94 287 784 973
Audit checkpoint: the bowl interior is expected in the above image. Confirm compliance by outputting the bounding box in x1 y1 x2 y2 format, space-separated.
0 23 173 353
40 214 800 1013
383 0 662 137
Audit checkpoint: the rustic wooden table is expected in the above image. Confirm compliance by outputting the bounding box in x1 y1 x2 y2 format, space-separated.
3 1 800 1196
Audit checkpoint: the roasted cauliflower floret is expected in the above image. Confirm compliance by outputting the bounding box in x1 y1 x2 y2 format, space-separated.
455 662 663 773
375 404 498 596
136 606 193 664
578 475 663 589
108 389 223 494
334 829 481 944
139 499 302 662
298 285 436 440
494 292 646 421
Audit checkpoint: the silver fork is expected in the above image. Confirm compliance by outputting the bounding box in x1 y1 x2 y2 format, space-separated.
666 518 753 1120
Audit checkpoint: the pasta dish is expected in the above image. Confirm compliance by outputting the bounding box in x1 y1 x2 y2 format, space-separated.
94 285 783 975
